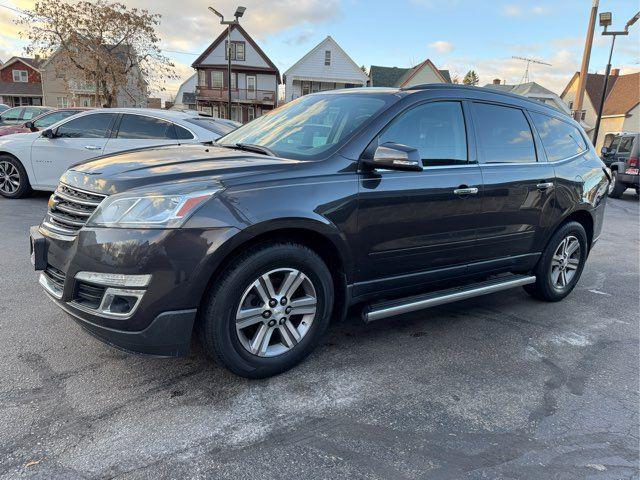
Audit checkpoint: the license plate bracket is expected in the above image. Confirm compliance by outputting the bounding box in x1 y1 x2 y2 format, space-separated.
29 226 47 271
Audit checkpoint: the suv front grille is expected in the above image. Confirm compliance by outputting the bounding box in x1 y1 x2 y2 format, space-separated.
43 184 106 237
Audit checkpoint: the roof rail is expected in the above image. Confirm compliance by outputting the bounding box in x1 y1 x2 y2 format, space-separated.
400 83 551 108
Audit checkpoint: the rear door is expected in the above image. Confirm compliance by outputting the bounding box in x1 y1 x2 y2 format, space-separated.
103 113 179 155
30 112 117 188
356 100 483 291
470 102 556 268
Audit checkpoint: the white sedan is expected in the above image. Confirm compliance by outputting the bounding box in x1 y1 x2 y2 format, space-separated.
0 108 237 198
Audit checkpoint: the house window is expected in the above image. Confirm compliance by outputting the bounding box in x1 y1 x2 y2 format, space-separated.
324 50 331 66
568 101 574 110
56 96 69 108
236 42 245 61
225 41 246 61
12 70 28 82
211 71 224 89
230 73 237 90
82 98 92 107
198 70 207 86
248 106 255 122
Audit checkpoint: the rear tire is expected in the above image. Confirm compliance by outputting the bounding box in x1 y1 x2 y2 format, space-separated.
524 221 588 302
608 170 626 199
200 242 333 378
0 155 31 199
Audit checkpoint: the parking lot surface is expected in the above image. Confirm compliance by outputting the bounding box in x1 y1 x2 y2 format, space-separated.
1 191 638 480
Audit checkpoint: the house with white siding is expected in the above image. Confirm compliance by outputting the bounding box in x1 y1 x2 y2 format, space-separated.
192 24 280 122
283 36 369 103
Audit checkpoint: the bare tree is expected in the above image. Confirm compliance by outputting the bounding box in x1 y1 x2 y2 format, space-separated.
16 0 176 107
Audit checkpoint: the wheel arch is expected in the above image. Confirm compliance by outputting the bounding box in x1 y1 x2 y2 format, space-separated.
559 208 594 251
197 221 353 326
0 150 31 193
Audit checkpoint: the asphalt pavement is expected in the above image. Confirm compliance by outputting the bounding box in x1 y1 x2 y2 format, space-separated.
0 191 638 479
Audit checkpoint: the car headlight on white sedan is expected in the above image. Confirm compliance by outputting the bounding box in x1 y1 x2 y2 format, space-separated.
86 184 222 228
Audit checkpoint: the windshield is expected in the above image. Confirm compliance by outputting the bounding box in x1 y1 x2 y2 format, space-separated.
185 117 236 136
217 93 393 159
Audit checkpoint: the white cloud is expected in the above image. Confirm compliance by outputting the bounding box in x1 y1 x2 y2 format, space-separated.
502 4 551 17
428 40 454 54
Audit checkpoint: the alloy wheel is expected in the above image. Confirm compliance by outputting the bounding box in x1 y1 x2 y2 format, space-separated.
235 268 317 357
550 235 581 290
0 161 20 195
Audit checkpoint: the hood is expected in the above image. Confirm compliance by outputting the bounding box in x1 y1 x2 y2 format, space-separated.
61 144 301 195
0 130 40 145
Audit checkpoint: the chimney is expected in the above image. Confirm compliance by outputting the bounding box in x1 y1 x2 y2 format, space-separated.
610 68 620 76
493 78 501 85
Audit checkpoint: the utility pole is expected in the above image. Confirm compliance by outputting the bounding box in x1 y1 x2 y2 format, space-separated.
208 6 246 120
592 11 640 147
573 0 599 122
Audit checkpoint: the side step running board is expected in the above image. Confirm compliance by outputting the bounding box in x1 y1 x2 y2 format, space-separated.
363 274 536 323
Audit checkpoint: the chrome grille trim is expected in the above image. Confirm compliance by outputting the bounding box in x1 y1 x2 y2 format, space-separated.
44 183 107 237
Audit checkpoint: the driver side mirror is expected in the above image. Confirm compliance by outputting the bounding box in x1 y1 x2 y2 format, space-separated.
363 142 423 172
41 128 57 139
25 121 36 131
600 146 610 155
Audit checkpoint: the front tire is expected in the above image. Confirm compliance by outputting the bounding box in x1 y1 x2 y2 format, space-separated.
524 221 588 302
608 170 626 198
0 155 31 199
200 242 334 378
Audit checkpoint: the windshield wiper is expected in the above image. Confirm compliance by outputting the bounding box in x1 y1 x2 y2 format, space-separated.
229 143 275 156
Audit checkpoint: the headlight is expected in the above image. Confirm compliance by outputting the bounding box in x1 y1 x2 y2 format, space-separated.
86 186 221 228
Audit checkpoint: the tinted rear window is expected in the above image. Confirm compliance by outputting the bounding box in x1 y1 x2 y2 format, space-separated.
117 114 175 140
473 103 537 163
530 112 587 161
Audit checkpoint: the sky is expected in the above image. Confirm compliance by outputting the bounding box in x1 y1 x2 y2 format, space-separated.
1 0 639 101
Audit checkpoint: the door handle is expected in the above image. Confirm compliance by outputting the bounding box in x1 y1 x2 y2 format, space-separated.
84 145 101 151
453 187 479 195
536 182 554 190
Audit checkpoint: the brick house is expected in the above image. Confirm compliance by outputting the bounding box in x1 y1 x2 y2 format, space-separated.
0 57 45 107
192 24 280 123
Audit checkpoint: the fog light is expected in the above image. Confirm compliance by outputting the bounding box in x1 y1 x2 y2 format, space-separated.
98 288 146 318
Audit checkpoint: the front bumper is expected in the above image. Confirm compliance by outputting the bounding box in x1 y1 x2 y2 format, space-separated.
31 224 238 356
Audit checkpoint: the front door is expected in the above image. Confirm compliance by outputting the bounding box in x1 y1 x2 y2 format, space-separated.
103 113 178 156
30 112 117 189
470 102 555 265
356 101 483 294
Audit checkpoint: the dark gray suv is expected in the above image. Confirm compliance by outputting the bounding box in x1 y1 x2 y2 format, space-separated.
30 85 609 378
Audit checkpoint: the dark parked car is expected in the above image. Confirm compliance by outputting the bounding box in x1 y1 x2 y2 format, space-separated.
0 106 51 126
30 85 609 378
0 107 90 137
601 132 639 198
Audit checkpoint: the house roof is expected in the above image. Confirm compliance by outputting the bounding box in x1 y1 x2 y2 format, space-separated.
283 36 368 82
369 66 410 87
192 24 280 83
0 81 43 96
602 72 639 116
1 56 44 71
561 71 639 116
369 60 449 87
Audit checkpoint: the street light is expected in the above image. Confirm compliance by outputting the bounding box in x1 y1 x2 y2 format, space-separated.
592 10 639 147
208 5 246 120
